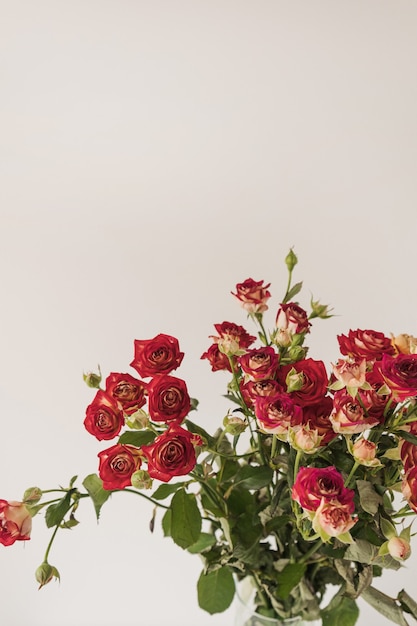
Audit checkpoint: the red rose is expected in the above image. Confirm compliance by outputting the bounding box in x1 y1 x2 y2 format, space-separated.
402 466 417 513
337 329 395 361
302 396 336 445
84 390 125 441
379 353 417 401
130 334 184 378
0 500 32 546
254 393 303 436
200 343 232 372
238 347 279 381
330 389 379 434
400 439 417 473
211 322 256 350
357 366 392 421
105 372 147 415
147 375 191 423
98 443 142 490
240 379 283 409
278 358 328 407
141 424 199 482
275 302 311 334
292 466 354 513
231 278 271 313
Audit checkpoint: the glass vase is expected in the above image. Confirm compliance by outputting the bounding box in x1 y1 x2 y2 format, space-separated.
234 578 321 626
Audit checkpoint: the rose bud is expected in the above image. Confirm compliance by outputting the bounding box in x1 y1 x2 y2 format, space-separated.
23 487 42 504
83 366 102 388
289 426 323 454
223 414 247 436
35 562 60 589
387 536 411 561
131 469 153 490
285 248 298 272
351 438 381 467
0 500 32 546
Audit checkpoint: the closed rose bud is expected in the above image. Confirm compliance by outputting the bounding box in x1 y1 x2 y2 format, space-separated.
35 562 60 589
223 414 247 435
131 470 153 490
352 439 377 463
387 537 411 561
83 367 102 388
23 487 42 504
285 248 298 272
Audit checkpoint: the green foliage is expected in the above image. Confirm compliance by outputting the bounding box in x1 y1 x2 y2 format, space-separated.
197 567 235 614
170 490 202 549
82 474 111 521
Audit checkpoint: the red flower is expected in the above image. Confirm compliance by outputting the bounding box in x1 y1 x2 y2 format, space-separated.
330 389 379 434
238 347 279 381
0 500 32 546
84 390 125 441
147 375 191 423
278 358 328 407
402 466 417 513
105 372 147 415
254 393 303 436
379 353 417 401
275 302 311 334
98 444 142 490
200 344 232 372
141 424 199 482
292 466 355 513
211 322 256 350
240 379 283 409
231 278 271 313
130 334 184 378
302 397 336 445
337 329 395 361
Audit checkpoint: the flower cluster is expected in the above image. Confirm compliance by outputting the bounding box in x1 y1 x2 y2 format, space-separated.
3 250 417 626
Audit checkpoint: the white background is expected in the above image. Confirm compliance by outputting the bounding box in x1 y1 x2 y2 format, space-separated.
1 1 417 625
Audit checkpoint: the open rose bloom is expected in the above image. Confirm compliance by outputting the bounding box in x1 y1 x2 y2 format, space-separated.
6 252 417 626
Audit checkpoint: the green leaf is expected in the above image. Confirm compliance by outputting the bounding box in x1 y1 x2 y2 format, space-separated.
45 492 72 528
282 281 303 304
170 490 201 549
344 539 378 564
233 465 274 490
398 589 417 619
161 508 171 537
152 481 187 501
197 567 235 614
82 473 111 521
361 586 409 626
187 532 216 554
321 592 359 626
118 430 156 446
275 563 306 600
395 430 417 445
356 480 383 516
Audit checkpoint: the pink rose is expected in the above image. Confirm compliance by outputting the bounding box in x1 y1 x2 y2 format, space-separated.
387 537 411 561
337 329 395 361
352 439 378 465
292 466 354 512
275 302 311 335
0 500 32 546
141 424 200 482
357 367 392 421
84 390 125 441
379 353 417 401
147 375 191 424
238 347 280 381
240 379 283 409
98 444 142 490
232 278 271 313
312 499 357 538
330 389 379 434
332 358 367 389
255 393 303 436
130 334 184 378
105 372 147 415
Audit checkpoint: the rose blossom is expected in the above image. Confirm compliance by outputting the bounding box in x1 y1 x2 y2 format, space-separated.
147 375 191 423
255 393 303 436
402 466 417 512
0 500 32 546
240 379 283 409
391 333 417 355
275 302 311 335
357 366 392 421
209 321 256 356
379 353 417 401
238 347 279 381
312 499 357 538
400 439 417 474
231 278 271 313
200 344 232 372
105 372 147 415
84 390 125 441
98 443 142 490
301 397 336 445
387 536 411 561
337 329 394 361
278 358 328 407
130 333 184 378
330 389 379 434
331 358 367 390
292 466 355 512
141 423 200 482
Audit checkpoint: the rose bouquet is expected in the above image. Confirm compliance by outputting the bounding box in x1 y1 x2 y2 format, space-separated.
3 250 417 625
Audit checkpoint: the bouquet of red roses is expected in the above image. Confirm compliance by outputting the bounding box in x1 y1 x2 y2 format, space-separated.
3 250 417 625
